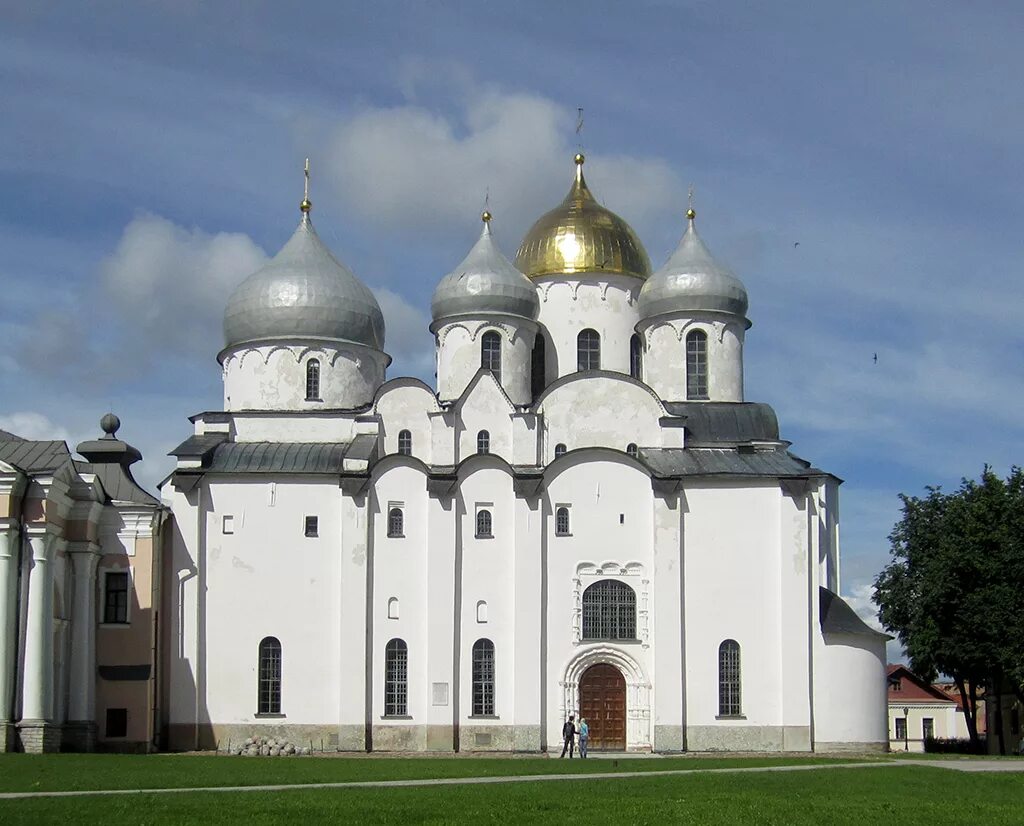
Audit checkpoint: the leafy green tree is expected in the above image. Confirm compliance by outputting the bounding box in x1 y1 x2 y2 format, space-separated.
874 467 1024 748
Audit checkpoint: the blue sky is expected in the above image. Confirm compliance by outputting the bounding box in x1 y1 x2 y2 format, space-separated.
2 1 1022 640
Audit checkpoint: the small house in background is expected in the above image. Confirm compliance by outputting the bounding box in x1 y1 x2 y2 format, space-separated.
886 664 970 751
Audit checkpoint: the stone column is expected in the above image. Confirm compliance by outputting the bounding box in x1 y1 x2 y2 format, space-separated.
0 524 20 751
18 528 61 752
64 543 100 751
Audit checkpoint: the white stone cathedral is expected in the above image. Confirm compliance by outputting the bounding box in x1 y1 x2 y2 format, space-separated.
163 155 888 753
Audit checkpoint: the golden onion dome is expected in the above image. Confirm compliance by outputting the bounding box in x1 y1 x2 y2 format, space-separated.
514 154 651 280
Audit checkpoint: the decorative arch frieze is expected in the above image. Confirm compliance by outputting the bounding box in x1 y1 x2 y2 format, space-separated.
571 562 649 648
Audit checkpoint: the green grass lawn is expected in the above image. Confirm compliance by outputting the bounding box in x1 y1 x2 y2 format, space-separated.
0 764 1022 825
0 753 864 792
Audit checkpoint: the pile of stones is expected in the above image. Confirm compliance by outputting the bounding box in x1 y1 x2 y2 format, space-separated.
229 736 312 756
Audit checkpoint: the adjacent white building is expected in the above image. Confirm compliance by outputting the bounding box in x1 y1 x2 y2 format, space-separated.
161 155 888 753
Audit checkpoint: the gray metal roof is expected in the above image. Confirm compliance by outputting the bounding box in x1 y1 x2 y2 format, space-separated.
638 218 749 322
662 402 779 443
820 587 890 639
223 215 385 351
431 218 540 323
0 429 24 441
639 447 821 478
0 440 71 474
75 461 160 506
169 433 230 460
206 442 350 474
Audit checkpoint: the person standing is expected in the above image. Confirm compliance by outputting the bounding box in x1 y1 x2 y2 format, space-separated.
578 717 589 758
560 715 577 758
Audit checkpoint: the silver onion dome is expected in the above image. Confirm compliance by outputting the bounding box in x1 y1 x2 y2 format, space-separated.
223 215 385 350
431 212 540 323
638 211 749 324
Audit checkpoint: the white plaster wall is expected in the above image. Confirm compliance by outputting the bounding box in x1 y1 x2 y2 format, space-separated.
436 319 537 406
457 466 516 725
652 492 684 748
370 465 430 725
682 482 783 727
163 485 202 730
222 342 387 411
543 456 655 750
456 378 513 463
639 317 745 403
201 478 342 726
539 375 664 457
814 632 888 746
535 277 641 380
229 414 360 443
375 382 439 462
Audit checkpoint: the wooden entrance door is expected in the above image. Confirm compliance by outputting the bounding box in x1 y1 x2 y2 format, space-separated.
578 663 626 751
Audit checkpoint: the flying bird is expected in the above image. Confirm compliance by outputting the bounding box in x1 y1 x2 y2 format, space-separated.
793 242 800 247
873 353 878 364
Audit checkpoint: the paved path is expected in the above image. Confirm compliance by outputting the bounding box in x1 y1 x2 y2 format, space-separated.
0 758 1021 801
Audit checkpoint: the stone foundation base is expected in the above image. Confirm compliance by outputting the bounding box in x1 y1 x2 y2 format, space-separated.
815 740 888 753
17 720 62 753
687 725 812 752
62 720 98 752
0 721 16 753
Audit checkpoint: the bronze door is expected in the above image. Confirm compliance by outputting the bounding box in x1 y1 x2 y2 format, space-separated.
578 663 626 751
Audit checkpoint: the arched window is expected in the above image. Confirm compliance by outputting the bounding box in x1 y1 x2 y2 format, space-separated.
686 329 709 400
719 639 741 716
257 637 282 714
472 639 495 716
556 506 571 536
387 507 404 538
397 429 412 456
630 334 642 379
476 600 488 623
305 359 321 401
476 509 493 538
577 329 601 371
582 580 636 640
531 333 547 399
481 331 502 383
626 443 638 458
477 430 490 455
387 597 399 619
384 638 408 717
554 443 567 459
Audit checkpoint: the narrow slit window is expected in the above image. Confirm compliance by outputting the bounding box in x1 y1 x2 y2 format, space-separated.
305 358 321 400
304 515 319 537
384 638 408 717
481 331 502 383
686 330 709 400
630 334 643 379
472 639 495 716
556 506 571 536
577 329 601 371
258 637 282 714
476 509 493 538
387 507 404 538
397 429 412 456
718 639 741 716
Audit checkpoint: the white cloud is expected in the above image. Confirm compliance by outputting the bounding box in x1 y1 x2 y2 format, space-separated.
373 287 434 380
324 89 680 239
99 214 268 357
0 411 73 442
